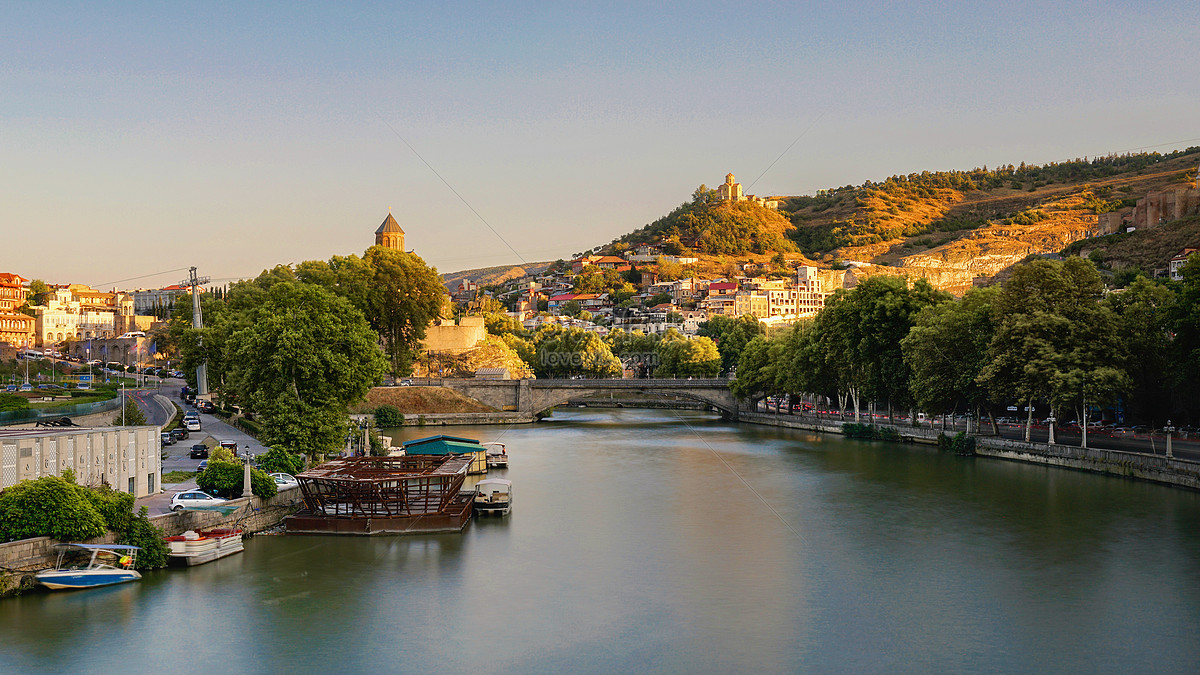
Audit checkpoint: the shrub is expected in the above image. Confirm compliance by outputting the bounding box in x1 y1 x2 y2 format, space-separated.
197 460 278 500
0 476 107 543
119 507 170 570
82 484 134 533
373 404 404 427
938 431 976 456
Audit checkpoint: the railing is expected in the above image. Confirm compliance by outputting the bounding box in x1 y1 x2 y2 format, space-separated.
0 397 123 425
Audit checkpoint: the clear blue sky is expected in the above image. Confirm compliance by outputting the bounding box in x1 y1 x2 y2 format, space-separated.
4 1 1198 288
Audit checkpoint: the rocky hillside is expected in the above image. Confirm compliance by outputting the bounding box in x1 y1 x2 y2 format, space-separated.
444 147 1200 293
441 261 553 291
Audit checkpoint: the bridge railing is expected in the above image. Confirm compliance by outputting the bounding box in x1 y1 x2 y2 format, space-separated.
529 378 731 387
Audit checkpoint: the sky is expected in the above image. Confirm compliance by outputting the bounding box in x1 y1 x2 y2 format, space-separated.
3 1 1199 289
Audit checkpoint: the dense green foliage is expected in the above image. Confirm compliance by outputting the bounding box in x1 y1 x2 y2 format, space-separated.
697 315 766 374
372 404 404 428
0 393 28 411
618 193 797 256
532 325 622 378
197 459 277 499
255 447 306 475
733 254 1200 433
0 476 107 542
0 475 138 547
118 507 170 570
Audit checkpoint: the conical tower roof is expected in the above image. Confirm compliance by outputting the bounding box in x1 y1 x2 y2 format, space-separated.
376 212 405 235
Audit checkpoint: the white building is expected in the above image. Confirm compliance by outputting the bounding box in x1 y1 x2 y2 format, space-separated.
0 426 162 498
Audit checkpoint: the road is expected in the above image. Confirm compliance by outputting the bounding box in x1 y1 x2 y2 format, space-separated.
128 379 276 515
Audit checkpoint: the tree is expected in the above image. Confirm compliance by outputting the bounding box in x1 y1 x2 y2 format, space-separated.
979 258 1127 442
112 396 148 426
225 282 387 459
698 314 766 374
256 447 307 475
561 300 582 317
730 336 778 401
361 247 447 375
1105 277 1175 425
533 326 622 378
655 334 720 378
902 286 998 422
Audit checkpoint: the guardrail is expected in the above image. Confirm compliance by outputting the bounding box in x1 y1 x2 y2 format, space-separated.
0 397 123 425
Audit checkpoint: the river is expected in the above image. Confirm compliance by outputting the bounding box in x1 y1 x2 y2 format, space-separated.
3 409 1200 673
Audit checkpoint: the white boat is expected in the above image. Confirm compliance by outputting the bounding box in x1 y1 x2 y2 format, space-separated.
36 544 142 590
164 527 245 566
473 478 512 516
483 442 508 469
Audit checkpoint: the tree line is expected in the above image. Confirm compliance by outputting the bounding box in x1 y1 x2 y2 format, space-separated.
732 256 1200 437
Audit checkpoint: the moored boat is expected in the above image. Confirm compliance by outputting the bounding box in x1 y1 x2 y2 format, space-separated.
36 544 142 590
164 527 245 566
473 478 512 516
483 442 508 469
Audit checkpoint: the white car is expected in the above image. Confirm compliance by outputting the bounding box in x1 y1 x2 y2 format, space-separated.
170 490 227 512
270 473 299 489
184 418 201 431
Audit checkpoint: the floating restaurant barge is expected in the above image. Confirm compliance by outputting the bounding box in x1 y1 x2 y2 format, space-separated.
285 454 475 535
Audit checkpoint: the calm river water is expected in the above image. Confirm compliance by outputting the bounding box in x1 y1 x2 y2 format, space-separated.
4 409 1200 673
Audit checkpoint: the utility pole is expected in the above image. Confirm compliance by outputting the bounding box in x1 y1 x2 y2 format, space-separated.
182 267 211 399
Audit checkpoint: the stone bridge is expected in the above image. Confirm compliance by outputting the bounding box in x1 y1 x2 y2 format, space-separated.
437 378 743 419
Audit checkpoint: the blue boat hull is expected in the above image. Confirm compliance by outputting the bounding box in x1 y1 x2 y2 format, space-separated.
36 569 141 590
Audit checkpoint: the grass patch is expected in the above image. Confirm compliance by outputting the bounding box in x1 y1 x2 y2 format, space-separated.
162 470 197 484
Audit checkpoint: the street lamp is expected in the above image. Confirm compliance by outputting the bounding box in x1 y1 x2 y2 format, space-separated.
1047 413 1057 446
1165 420 1176 459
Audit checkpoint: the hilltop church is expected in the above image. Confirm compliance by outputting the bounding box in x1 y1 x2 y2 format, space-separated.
375 212 405 251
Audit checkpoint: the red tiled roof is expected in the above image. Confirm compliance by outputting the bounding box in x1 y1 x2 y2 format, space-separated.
548 293 577 302
708 282 738 291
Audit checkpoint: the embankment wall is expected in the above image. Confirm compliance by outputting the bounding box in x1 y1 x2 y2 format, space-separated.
0 486 303 596
739 412 1200 490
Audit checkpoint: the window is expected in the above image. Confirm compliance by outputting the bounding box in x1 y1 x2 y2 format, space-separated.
148 473 155 493
128 477 135 494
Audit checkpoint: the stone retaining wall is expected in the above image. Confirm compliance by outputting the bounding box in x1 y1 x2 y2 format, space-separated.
739 412 1200 489
0 486 304 597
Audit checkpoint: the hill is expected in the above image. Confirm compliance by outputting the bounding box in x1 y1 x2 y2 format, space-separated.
441 261 553 291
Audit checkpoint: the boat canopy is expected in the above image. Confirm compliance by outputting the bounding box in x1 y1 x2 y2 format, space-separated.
476 478 512 492
403 435 483 456
54 543 142 550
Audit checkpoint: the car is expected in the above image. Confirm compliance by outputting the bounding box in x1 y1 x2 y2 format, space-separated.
218 440 240 456
196 460 209 472
189 444 209 459
160 432 174 446
270 473 299 489
184 418 201 432
197 400 216 413
170 428 188 441
400 379 413 386
169 490 225 512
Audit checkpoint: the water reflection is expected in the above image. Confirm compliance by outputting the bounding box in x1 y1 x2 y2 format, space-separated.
3 409 1199 673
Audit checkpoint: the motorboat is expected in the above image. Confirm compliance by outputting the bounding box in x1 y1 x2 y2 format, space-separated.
36 544 142 590
482 442 508 469
164 527 245 566
473 478 512 516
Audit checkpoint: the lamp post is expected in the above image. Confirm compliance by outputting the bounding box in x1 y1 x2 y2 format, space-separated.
1047 412 1057 446
1165 420 1176 459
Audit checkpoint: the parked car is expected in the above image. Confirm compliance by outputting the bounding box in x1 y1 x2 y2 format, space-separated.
189 444 209 459
196 460 209 472
160 432 174 446
270 473 299 489
218 440 239 456
170 490 225 512
198 400 216 413
170 428 188 441
184 418 201 431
